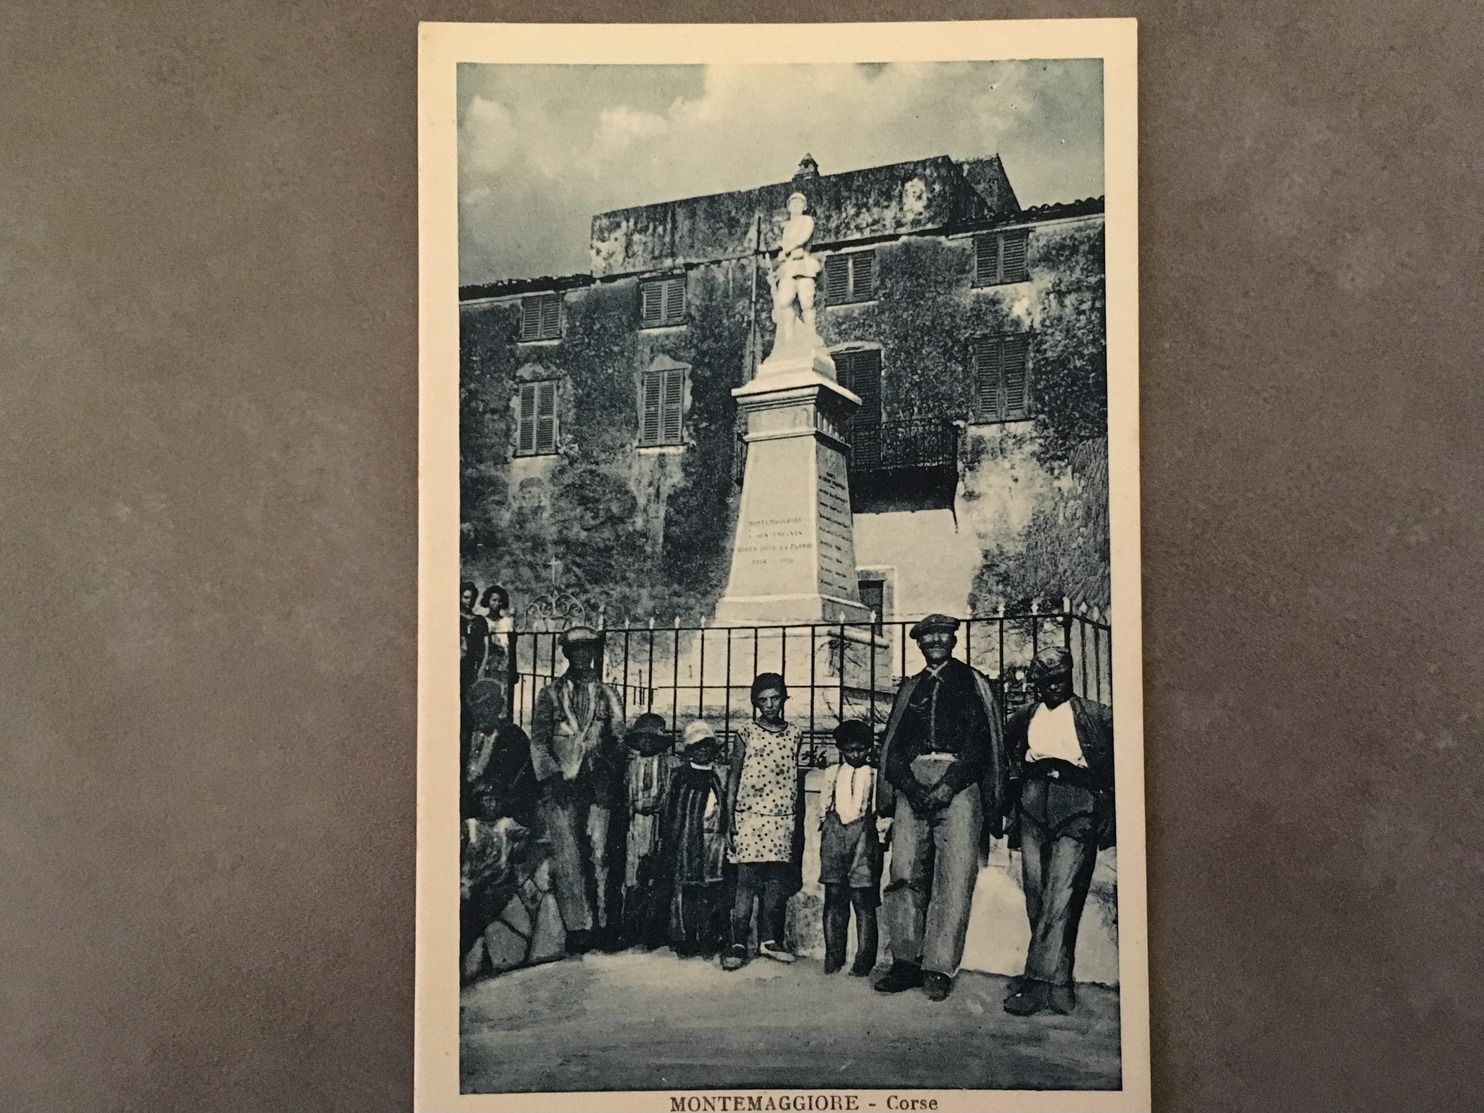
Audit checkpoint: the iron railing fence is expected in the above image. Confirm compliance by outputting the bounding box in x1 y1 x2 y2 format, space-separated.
495 605 1111 768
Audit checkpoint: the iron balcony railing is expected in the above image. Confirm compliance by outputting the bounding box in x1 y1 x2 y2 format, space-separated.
735 417 960 487
846 417 960 474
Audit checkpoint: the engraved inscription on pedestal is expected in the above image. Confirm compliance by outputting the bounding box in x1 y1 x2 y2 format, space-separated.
815 445 857 600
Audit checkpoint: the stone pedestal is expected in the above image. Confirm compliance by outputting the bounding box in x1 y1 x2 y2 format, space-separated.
715 350 874 626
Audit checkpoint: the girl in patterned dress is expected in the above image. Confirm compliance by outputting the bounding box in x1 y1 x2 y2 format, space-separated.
722 673 804 970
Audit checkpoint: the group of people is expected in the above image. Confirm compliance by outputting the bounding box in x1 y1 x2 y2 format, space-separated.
461 612 1115 1018
460 581 514 696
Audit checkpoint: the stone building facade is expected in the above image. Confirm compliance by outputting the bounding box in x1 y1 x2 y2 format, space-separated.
459 154 1108 630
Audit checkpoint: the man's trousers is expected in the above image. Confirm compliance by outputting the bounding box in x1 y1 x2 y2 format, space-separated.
882 767 982 976
538 785 609 934
1017 777 1100 986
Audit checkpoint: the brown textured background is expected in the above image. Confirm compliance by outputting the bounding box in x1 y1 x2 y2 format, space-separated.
1 2 1480 1111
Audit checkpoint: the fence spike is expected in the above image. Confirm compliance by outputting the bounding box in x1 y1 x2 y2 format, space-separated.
1062 595 1071 612
1030 599 1040 616
673 615 681 629
1079 600 1089 616
648 616 655 630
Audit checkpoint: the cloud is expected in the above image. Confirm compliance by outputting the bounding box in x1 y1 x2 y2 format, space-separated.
461 96 517 175
457 61 1103 284
593 105 670 159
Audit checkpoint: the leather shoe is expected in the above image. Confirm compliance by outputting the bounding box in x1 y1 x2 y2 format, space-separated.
822 955 843 974
1048 984 1076 1014
1003 980 1050 1016
923 971 953 1001
873 961 925 994
1003 974 1025 999
849 957 875 977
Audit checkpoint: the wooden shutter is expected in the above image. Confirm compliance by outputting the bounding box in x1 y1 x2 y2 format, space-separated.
519 294 559 339
850 251 875 301
517 382 537 454
534 380 558 454
640 371 662 446
663 276 685 325
641 277 685 326
974 235 1000 286
539 293 560 338
1002 335 1030 418
1001 231 1029 283
837 349 881 424
974 337 1002 419
824 255 850 305
640 281 662 328
661 368 684 443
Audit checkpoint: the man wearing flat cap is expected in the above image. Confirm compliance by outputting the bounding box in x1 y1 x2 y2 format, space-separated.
874 614 1007 1001
1002 645 1115 1017
530 625 625 954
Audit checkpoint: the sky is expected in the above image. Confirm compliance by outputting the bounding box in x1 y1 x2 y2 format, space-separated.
458 61 1103 285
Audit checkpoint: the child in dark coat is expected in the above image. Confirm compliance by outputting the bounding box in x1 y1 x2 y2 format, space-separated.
819 719 882 976
646 720 730 956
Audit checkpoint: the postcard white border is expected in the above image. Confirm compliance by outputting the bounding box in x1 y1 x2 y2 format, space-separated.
418 19 1146 1112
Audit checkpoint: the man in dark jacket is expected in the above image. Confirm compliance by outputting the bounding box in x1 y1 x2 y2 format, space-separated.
1002 645 1115 1017
873 614 1006 1002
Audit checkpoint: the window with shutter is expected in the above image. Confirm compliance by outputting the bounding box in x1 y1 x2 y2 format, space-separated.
824 251 875 305
515 380 561 456
638 363 688 447
519 293 561 340
973 231 1032 287
972 335 1033 422
640 275 686 327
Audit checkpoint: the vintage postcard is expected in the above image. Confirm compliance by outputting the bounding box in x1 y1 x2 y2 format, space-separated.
418 20 1145 1112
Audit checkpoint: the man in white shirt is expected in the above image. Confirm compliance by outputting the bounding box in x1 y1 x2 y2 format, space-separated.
1001 646 1115 1017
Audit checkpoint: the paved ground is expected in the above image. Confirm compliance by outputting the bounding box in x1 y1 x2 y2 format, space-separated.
460 950 1121 1094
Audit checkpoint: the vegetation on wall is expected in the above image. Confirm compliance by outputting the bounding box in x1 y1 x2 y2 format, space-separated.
655 275 749 616
460 268 749 623
807 222 1106 471
969 436 1111 613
